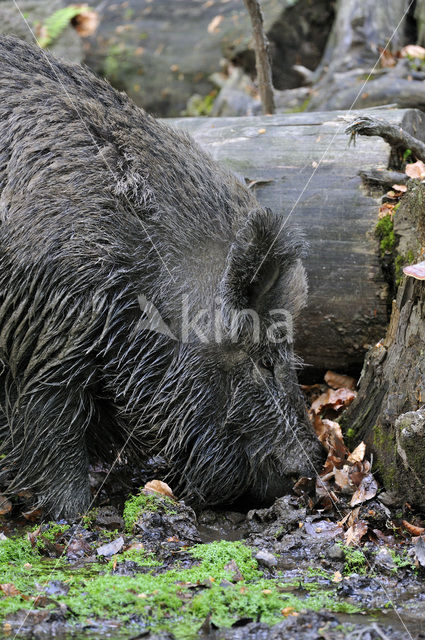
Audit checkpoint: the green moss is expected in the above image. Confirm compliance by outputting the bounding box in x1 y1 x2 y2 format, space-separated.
0 537 363 634
80 508 98 528
376 215 396 256
109 548 161 568
0 536 36 564
184 90 218 116
388 549 415 573
32 522 70 544
373 423 398 488
123 491 177 532
306 566 332 580
395 250 415 286
189 540 259 581
339 545 368 575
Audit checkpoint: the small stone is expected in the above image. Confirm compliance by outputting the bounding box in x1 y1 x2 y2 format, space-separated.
378 491 401 507
255 549 277 568
374 548 396 573
327 543 345 560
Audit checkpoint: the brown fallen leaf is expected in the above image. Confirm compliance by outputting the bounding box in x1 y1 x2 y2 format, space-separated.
378 202 396 219
378 47 397 69
350 473 378 507
324 371 356 391
347 442 366 463
347 506 361 528
318 418 349 464
334 466 355 493
0 494 12 515
311 388 356 415
143 480 175 499
344 521 368 546
402 519 425 536
347 460 370 487
0 583 21 597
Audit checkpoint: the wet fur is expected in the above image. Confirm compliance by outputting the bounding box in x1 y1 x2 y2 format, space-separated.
0 36 323 519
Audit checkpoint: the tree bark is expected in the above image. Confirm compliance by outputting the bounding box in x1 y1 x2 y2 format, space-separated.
168 108 425 373
342 181 425 508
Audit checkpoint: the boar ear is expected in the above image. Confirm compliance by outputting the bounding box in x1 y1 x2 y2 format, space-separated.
220 208 307 321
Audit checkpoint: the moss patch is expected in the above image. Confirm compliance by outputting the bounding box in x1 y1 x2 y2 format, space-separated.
0 536 362 637
373 423 398 489
376 215 396 256
123 490 177 532
395 250 415 285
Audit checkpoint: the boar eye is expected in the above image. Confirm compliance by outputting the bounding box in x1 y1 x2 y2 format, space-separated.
258 356 274 373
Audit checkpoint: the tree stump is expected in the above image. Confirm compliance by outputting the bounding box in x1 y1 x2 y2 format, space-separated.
342 181 425 507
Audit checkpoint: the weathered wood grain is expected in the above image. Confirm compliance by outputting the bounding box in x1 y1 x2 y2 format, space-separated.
168 109 425 371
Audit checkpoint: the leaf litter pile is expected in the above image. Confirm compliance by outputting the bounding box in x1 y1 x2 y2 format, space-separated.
1 372 425 639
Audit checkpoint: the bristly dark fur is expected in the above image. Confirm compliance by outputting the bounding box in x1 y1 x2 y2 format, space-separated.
0 36 324 519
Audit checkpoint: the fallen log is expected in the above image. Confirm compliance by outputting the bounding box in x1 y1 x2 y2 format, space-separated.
169 108 425 372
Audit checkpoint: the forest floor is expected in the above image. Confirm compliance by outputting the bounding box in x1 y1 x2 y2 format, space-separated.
1 375 425 640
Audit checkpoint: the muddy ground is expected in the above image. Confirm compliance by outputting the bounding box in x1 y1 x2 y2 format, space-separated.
1 482 425 640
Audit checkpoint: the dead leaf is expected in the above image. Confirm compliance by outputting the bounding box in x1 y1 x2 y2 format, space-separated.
143 480 175 498
402 520 425 536
378 202 396 218
344 521 368 546
347 442 366 463
317 418 349 463
379 46 398 67
0 494 12 515
207 14 223 33
311 388 356 415
324 371 356 390
347 506 361 528
334 465 355 493
405 160 425 179
0 583 21 597
350 474 378 506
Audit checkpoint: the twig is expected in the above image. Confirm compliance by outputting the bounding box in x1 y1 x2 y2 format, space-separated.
243 0 275 114
345 115 425 163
